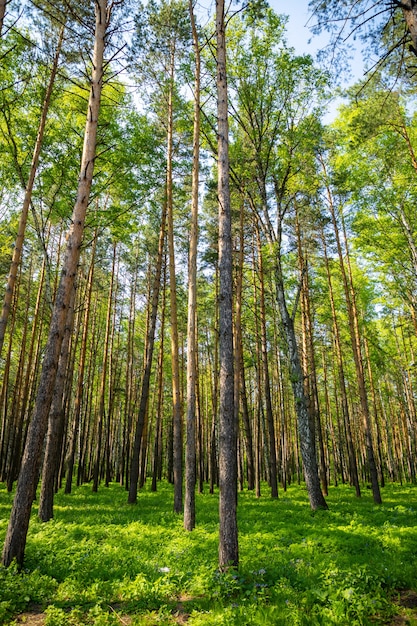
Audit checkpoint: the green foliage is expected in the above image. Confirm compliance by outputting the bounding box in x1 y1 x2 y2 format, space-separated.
0 482 416 624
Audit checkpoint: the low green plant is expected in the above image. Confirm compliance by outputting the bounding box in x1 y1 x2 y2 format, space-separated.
0 481 416 625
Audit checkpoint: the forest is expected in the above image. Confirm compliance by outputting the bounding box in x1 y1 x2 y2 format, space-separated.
0 0 417 623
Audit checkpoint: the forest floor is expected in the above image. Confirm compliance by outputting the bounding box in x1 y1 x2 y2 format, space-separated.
0 481 417 625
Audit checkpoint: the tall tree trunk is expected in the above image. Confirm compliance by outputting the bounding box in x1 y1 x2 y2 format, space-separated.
92 242 116 492
342 214 381 502
152 289 166 492
0 25 64 359
321 227 361 496
295 216 328 496
2 1 109 567
274 251 328 510
256 226 278 498
65 235 97 494
38 283 76 521
128 202 167 504
184 0 200 531
122 258 138 489
320 156 381 503
166 45 183 514
364 336 385 488
216 0 238 569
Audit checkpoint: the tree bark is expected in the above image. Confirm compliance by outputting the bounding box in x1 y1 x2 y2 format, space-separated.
256 225 278 498
320 155 381 503
0 0 6 37
166 43 183 514
92 242 116 492
65 235 97 494
2 0 109 567
321 228 361 496
38 283 76 521
128 202 167 504
274 252 328 510
184 0 200 531
217 0 238 569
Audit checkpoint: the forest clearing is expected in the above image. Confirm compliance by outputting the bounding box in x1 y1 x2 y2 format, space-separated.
2 0 417 624
0 481 416 625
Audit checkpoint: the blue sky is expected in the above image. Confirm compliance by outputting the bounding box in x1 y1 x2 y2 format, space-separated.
269 0 365 82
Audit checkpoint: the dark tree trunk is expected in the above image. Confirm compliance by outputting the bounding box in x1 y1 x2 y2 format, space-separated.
217 0 238 569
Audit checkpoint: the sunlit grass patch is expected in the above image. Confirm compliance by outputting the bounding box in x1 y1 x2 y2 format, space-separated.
0 480 416 624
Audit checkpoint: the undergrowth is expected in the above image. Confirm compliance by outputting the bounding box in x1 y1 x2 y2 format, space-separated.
0 481 416 625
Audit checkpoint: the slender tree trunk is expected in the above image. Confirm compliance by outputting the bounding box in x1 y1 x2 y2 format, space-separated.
184 0 200 531
256 226 278 498
274 251 328 510
65 235 97 494
2 1 109 567
2 269 21 487
342 213 381 502
165 45 183 514
122 258 138 489
92 243 116 492
128 203 167 503
209 270 219 494
152 294 166 492
320 156 381 503
364 336 385 487
321 228 360 496
217 0 238 569
0 26 64 359
38 284 76 521
294 213 328 496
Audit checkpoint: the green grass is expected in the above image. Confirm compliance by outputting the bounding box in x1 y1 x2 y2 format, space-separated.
0 481 416 625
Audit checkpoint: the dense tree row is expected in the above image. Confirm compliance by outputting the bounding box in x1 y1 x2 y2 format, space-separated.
1 0 417 568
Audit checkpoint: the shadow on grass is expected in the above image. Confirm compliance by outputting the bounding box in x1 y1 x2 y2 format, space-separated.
0 480 416 625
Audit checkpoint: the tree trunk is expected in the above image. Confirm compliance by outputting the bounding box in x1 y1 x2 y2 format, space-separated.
320 155 381 503
256 226 278 498
2 1 109 567
184 0 200 531
38 284 76 521
92 242 116 493
65 235 97 494
0 0 6 37
274 253 328 510
0 25 64 359
128 203 167 503
165 44 183 514
321 228 361 496
217 0 238 569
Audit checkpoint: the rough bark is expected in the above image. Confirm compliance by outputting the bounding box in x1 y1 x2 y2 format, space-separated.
65 235 97 494
0 0 6 37
1 0 109 567
321 229 361 497
165 43 183 514
274 256 328 511
217 0 238 569
38 284 75 521
128 202 167 504
184 0 200 531
256 226 278 498
92 243 116 493
320 155 381 504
